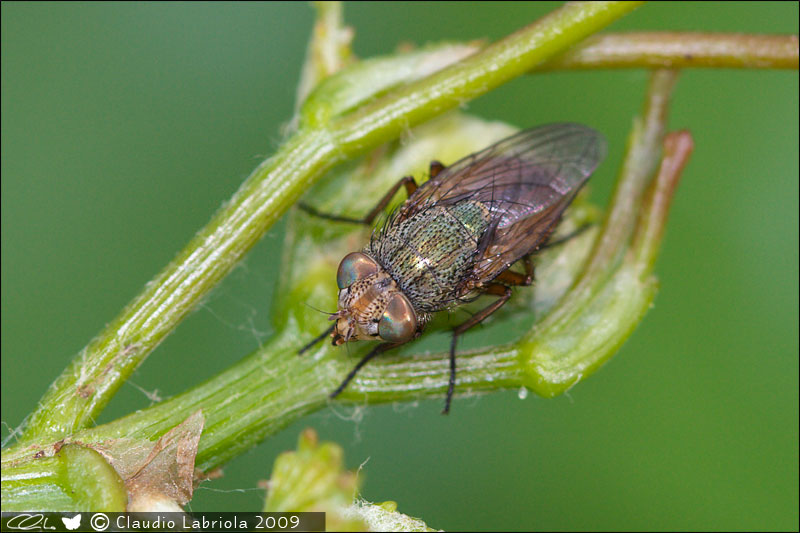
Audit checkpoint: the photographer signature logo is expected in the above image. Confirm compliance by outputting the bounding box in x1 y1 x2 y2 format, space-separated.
4 513 55 530
62 514 81 530
4 512 86 531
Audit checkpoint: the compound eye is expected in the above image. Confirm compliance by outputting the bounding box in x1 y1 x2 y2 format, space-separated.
337 252 379 289
379 293 417 343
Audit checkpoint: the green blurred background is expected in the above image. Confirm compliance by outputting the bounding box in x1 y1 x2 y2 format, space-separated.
2 2 797 530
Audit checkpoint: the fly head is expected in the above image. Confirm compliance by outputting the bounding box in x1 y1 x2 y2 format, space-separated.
332 252 420 345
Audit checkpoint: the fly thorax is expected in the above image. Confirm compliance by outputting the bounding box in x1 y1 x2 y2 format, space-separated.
335 271 399 342
371 202 491 312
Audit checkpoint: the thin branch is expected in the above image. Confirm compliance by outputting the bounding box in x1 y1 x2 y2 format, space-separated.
631 130 694 271
539 32 799 70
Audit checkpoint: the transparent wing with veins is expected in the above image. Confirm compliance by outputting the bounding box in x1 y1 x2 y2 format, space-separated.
398 122 607 285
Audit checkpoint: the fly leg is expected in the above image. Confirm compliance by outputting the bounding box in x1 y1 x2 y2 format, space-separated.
330 342 400 399
540 224 593 250
444 229 586 406
494 255 534 286
445 283 513 414
298 176 418 225
298 323 336 355
429 160 445 178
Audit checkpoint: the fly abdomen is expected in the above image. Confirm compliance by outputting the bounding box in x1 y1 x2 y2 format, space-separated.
371 201 490 312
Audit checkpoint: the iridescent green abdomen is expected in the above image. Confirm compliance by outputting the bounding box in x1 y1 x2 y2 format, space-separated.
370 201 490 312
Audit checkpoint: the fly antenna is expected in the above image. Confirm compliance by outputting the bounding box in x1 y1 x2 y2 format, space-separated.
304 302 337 316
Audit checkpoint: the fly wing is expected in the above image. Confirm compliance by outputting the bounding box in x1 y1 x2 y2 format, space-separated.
402 123 606 284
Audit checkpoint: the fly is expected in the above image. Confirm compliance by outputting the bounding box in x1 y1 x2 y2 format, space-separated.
299 123 607 413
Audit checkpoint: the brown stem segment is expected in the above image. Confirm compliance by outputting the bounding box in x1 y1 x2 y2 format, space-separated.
632 130 695 270
539 32 799 70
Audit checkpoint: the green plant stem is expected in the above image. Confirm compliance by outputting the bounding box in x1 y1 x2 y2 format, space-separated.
329 2 643 150
18 1 641 445
3 444 127 511
294 1 353 114
78 332 334 471
539 32 799 70
2 457 71 511
1 337 521 472
17 131 334 445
